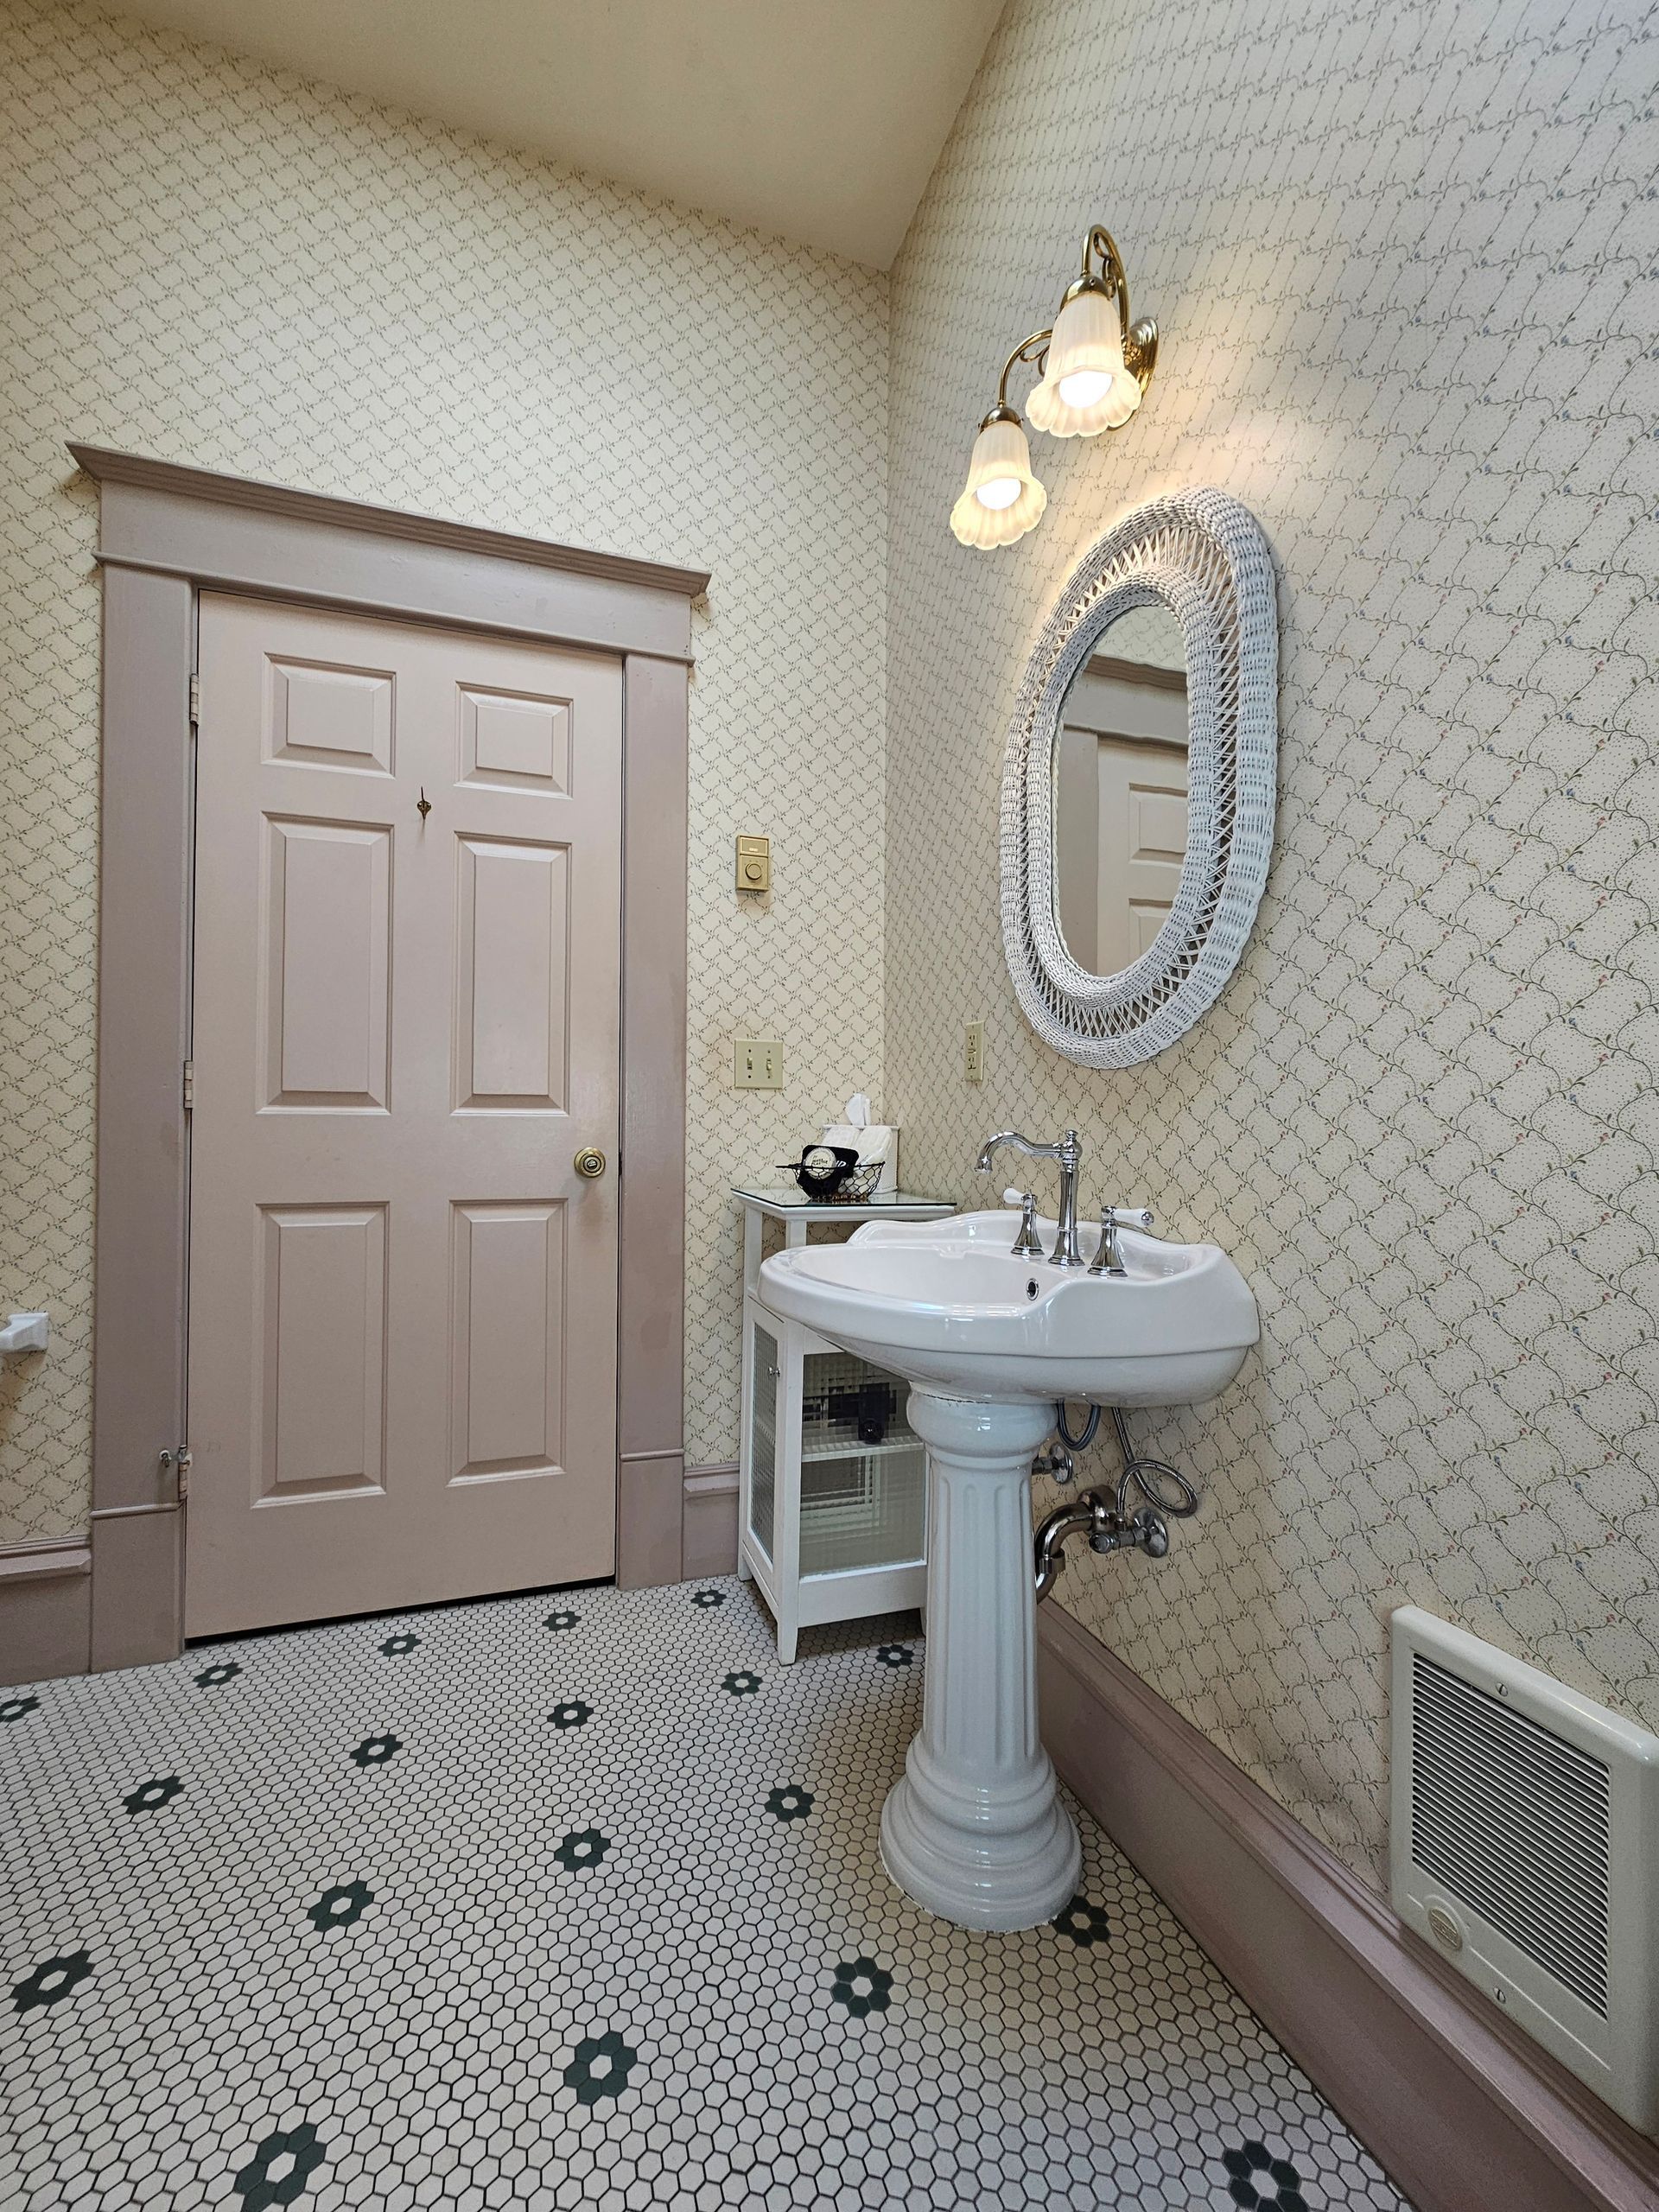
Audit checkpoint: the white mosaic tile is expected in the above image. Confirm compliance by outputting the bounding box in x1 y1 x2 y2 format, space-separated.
3 1582 1409 2211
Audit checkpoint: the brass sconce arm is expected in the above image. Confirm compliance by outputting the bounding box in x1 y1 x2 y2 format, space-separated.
1073 222 1157 389
983 327 1053 426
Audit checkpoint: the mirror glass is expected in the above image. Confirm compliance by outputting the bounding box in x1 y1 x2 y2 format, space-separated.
1051 605 1188 978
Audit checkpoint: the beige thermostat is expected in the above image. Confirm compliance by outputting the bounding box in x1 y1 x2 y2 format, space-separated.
736 834 771 895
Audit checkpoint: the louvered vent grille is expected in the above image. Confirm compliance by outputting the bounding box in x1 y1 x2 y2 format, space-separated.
1409 1654 1611 2016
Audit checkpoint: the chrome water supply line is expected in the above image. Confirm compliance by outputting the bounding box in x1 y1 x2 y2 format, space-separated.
1032 1404 1200 1600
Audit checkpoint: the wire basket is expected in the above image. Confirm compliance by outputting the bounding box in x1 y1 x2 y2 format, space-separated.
803 1156 887 1204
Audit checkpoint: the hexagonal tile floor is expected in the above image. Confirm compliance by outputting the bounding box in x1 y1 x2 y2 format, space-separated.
1 1579 1412 2210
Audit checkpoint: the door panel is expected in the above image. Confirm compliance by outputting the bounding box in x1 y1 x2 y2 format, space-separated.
1096 737 1190 976
263 817 391 1109
454 836 569 1111
449 1200 564 1481
267 657 395 774
188 594 622 1636
460 686 571 792
257 1203 387 1498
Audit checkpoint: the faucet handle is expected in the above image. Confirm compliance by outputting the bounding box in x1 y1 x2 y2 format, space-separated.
1087 1205 1154 1278
1009 1192 1045 1259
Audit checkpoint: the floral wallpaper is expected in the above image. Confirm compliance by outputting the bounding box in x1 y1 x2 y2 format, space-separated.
883 0 1657 1885
0 0 888 1541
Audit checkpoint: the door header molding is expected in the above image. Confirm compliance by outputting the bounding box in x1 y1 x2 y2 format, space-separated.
69 444 712 604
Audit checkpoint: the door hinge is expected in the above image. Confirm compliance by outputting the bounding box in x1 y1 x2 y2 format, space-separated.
182 1058 194 1110
188 672 200 728
158 1446 193 1502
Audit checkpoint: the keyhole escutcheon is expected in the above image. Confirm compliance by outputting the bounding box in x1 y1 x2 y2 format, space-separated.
416 787 432 820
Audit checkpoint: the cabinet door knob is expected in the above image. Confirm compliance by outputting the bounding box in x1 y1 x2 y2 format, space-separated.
574 1147 607 1179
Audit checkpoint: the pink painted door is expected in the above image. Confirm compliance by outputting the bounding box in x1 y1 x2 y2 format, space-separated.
186 594 622 1635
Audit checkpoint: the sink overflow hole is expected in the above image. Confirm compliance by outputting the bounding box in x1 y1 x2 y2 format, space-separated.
1027 1280 1039 1299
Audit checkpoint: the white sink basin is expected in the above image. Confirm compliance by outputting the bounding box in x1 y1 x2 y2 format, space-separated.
758 1208 1258 1407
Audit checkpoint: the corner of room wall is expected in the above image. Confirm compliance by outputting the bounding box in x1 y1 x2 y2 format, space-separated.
882 0 1657 1890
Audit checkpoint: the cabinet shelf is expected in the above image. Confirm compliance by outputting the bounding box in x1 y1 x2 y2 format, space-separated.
799 1424 918 1464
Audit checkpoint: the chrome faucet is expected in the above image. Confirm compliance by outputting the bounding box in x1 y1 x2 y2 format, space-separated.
976 1129 1085 1266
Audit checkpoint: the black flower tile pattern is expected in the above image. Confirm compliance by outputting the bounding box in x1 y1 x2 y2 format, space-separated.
563 2028 639 2107
874 1643 913 1668
11 1950 91 2014
305 1881 372 1932
378 1632 420 1656
0 1580 1411 2210
231 2121 327 2209
193 1660 240 1688
347 1732 400 1768
691 1588 726 1609
543 1608 580 1633
766 1783 815 1822
0 1694 40 1723
1052 1893 1112 1947
120 1775 183 1815
551 1827 608 1872
722 1669 762 1696
1224 2140 1312 2210
830 1955 893 2018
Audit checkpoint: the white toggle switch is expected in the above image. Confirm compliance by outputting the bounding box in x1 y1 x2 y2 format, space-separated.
0 1312 49 1353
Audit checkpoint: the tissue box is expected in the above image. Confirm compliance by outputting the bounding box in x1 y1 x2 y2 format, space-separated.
821 1123 899 1195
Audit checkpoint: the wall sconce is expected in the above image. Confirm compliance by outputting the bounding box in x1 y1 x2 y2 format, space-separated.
950 223 1157 550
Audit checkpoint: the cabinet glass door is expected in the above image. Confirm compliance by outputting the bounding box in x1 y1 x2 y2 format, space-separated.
797 1351 924 1578
747 1319 780 1561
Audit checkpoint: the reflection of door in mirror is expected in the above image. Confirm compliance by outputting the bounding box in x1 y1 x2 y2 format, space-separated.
1053 609 1187 976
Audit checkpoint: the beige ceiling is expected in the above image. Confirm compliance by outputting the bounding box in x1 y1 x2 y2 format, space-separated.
115 0 1005 268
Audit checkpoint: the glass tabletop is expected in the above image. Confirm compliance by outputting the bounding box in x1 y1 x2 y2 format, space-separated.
732 1184 955 1213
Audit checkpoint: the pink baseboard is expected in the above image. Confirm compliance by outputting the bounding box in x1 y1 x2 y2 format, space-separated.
1038 1602 1659 2212
681 1462 740 1580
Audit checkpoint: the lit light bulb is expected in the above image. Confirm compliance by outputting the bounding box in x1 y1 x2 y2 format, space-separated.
1057 368 1112 409
975 476 1023 510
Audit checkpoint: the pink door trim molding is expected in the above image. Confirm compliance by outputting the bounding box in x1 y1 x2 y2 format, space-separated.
67 442 706 1676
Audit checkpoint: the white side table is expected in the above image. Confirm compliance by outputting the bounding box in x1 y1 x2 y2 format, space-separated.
735 1185 957 1662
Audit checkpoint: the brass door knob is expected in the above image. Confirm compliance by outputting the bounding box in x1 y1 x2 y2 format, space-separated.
574 1147 607 1180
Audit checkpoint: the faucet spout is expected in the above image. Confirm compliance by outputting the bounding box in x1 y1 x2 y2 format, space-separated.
975 1130 1033 1173
974 1128 1085 1266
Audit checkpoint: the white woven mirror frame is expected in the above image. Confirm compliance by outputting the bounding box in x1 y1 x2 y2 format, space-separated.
1000 486 1278 1068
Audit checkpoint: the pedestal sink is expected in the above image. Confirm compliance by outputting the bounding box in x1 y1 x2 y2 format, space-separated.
758 1207 1258 1930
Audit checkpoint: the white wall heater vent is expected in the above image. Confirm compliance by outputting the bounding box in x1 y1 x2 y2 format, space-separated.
1390 1605 1659 2133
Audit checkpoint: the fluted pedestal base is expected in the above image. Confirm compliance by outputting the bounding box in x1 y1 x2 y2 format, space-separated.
880 1389 1079 1930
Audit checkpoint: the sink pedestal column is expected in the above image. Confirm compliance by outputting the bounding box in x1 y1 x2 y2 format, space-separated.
880 1389 1080 1930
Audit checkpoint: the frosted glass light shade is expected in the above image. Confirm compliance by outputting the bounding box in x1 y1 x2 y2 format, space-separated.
950 417 1046 549
1027 286 1141 436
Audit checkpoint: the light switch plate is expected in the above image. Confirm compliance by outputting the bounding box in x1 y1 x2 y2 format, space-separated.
735 835 771 896
734 1037 784 1090
964 1020 985 1085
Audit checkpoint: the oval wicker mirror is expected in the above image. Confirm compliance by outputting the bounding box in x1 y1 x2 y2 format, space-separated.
1000 487 1278 1068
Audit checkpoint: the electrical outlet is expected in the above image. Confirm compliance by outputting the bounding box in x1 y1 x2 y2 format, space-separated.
964 1020 985 1085
734 1037 784 1090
